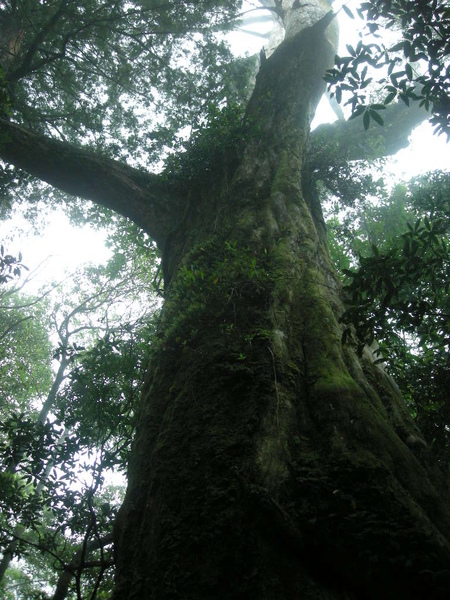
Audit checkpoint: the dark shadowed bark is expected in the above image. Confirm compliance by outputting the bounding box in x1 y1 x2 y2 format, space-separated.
1 4 450 600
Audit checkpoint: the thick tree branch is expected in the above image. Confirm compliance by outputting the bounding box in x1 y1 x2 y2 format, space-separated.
309 99 428 165
0 119 183 247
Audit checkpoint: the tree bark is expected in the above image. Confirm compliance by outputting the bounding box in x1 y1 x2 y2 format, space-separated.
0 4 449 600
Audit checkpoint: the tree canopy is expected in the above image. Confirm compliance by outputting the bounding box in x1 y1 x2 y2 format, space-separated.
0 0 246 151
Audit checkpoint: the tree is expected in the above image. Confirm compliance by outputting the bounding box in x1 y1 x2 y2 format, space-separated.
0 0 450 598
0 238 157 598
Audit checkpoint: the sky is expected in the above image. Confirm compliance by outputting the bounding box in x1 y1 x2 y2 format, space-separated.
1 0 449 294
0 208 111 293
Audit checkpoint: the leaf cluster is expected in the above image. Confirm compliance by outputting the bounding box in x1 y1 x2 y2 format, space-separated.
0 244 27 283
326 0 450 135
163 102 248 190
342 215 448 351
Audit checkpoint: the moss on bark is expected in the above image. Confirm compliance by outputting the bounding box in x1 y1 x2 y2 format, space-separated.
113 11 450 600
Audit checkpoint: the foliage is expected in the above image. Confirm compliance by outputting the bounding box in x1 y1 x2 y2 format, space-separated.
0 0 243 158
329 171 450 466
0 562 52 599
163 102 249 189
326 179 411 272
342 215 448 350
326 0 450 135
0 0 251 230
0 292 53 415
56 322 154 475
0 245 27 284
0 66 11 117
0 232 159 597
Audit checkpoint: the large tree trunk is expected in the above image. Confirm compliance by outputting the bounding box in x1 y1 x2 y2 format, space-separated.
112 9 450 600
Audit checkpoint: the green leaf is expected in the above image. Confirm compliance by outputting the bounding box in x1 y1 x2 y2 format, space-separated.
363 110 370 130
342 5 355 19
349 104 365 120
370 110 384 126
403 41 411 58
405 63 413 81
384 91 397 105
391 42 406 53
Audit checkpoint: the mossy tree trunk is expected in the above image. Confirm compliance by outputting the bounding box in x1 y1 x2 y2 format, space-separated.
0 4 449 599
112 14 450 600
